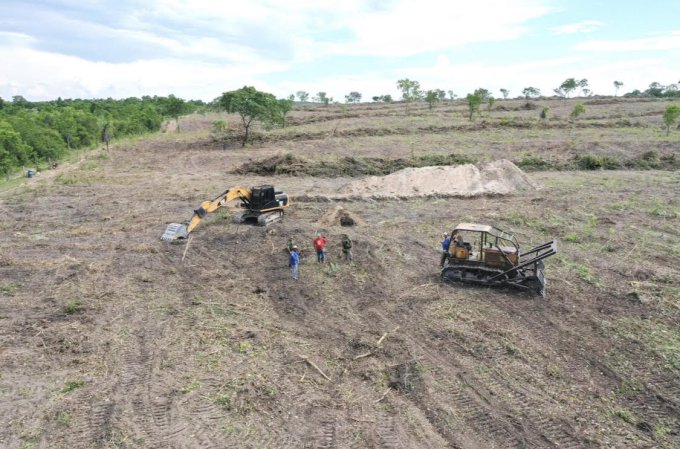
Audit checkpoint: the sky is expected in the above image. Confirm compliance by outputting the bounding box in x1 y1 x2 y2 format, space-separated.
1 0 679 102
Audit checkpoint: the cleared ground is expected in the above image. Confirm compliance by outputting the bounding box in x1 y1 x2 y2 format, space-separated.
1 98 679 449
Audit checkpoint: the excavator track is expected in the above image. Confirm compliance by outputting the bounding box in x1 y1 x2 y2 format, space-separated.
441 264 545 297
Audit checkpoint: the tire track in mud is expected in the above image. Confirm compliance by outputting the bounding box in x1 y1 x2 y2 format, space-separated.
372 292 589 449
511 300 678 435
64 400 116 449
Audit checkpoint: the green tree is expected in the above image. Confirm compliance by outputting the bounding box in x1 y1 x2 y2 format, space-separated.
0 120 31 176
555 78 578 100
218 86 278 146
313 92 329 106
425 90 440 110
447 90 457 101
163 94 190 132
277 98 294 128
372 95 393 103
466 93 482 121
577 78 589 96
396 79 422 102
613 81 623 97
473 88 491 103
296 91 309 102
662 104 680 136
500 88 509 99
522 87 541 99
646 82 665 97
345 91 362 104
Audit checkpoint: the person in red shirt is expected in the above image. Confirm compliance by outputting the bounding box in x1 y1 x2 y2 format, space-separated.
313 234 328 263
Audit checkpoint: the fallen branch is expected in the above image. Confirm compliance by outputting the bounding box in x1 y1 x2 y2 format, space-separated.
353 352 373 360
376 326 399 346
299 355 331 381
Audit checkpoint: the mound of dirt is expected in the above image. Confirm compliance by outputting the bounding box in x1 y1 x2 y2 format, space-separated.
317 206 365 227
339 159 537 198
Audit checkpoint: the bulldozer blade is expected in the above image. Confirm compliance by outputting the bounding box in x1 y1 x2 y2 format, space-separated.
161 223 189 241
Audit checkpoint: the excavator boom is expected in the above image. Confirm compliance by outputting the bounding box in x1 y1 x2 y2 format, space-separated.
161 185 289 241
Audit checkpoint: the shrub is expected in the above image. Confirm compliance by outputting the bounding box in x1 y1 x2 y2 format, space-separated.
575 154 621 170
570 103 586 119
518 154 549 170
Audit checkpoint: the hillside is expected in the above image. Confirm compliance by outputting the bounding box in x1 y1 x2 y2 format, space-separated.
1 97 679 449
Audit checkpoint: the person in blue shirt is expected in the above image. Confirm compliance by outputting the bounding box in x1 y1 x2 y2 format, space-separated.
441 233 452 267
289 246 300 280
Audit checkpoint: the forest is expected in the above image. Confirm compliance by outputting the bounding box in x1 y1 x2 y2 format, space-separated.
0 95 203 176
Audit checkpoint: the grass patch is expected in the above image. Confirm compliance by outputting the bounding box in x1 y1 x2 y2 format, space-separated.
646 200 679 219
614 408 636 424
61 379 85 393
0 283 18 296
557 256 601 286
64 299 84 314
55 172 101 186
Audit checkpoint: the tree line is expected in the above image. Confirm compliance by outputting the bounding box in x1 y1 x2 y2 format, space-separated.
0 95 201 176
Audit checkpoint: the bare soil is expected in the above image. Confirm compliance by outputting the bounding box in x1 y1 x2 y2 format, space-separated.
1 98 679 449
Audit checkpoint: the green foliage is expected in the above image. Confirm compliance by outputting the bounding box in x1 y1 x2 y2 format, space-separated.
276 98 294 127
540 106 549 120
575 153 621 170
424 90 440 110
465 93 482 121
499 88 509 99
296 91 309 102
556 78 578 99
62 379 85 393
644 82 680 98
518 153 548 170
614 408 636 424
313 92 330 105
662 104 680 136
0 120 31 175
522 87 540 99
344 91 362 104
372 95 393 103
64 299 84 314
0 95 196 177
396 79 422 102
218 86 279 146
570 103 586 119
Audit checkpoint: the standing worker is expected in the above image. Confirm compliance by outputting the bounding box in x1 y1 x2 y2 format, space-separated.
440 232 452 267
341 234 353 261
313 233 328 263
289 245 300 280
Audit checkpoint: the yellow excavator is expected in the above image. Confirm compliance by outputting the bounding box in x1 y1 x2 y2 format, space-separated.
161 185 290 241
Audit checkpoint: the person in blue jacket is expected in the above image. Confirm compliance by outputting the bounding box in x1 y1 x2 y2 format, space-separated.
289 246 300 280
440 233 452 267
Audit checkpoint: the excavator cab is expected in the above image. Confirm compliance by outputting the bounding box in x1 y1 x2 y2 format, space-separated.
248 185 289 211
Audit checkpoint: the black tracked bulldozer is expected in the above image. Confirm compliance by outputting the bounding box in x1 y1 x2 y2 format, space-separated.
441 223 557 297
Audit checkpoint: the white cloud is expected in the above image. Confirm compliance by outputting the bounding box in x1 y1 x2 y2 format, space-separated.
550 20 604 35
0 46 289 101
574 30 680 52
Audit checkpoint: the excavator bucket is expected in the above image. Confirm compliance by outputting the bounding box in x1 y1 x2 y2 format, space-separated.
161 223 189 241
